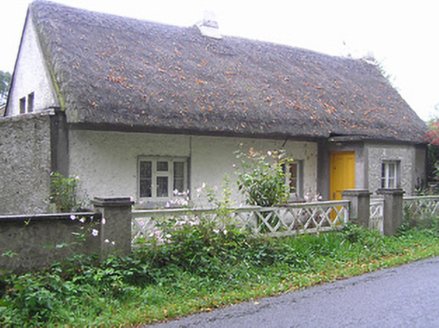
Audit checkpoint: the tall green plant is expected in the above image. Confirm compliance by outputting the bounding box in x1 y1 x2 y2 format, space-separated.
49 172 82 212
235 148 291 207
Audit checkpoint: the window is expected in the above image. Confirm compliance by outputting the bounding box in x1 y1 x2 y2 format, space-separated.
284 160 303 197
19 97 26 114
27 92 34 113
381 161 400 189
138 157 188 200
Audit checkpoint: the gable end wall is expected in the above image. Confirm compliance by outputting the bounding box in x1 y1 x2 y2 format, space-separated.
6 16 58 116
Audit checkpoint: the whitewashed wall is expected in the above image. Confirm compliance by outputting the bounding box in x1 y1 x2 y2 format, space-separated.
69 130 318 208
366 143 424 196
6 18 58 116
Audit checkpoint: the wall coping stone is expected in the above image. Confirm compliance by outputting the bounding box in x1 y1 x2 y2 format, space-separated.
0 212 98 222
342 189 372 196
92 197 134 207
376 188 405 196
0 108 55 123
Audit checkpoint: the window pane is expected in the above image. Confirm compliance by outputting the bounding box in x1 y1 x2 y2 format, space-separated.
140 161 152 178
289 163 298 191
381 162 399 189
173 162 185 192
388 178 395 188
157 177 168 197
140 180 152 197
157 161 168 172
19 97 26 114
389 164 395 188
140 161 152 197
28 93 34 113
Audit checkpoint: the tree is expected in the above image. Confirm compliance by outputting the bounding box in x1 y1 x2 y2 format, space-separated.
424 103 439 184
0 70 12 107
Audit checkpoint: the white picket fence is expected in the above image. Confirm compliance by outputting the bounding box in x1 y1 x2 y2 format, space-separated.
132 200 349 247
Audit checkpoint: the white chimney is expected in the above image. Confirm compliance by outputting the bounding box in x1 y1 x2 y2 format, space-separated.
197 11 221 39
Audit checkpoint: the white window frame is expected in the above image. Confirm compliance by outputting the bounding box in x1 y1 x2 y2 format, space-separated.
284 160 303 198
138 157 188 202
381 161 400 189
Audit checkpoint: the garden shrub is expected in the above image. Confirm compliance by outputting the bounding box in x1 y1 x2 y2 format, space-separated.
49 172 83 212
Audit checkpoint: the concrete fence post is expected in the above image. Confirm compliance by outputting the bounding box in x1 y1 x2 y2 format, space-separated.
92 197 133 258
376 189 405 236
342 189 371 228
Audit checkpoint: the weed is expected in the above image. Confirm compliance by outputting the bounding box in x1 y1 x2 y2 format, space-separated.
49 172 83 212
2 215 439 326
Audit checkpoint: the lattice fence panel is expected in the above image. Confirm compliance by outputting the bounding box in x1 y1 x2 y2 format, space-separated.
370 199 384 234
131 201 350 246
403 196 439 221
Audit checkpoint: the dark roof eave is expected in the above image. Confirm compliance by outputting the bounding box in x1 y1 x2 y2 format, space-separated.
67 121 324 142
328 135 427 145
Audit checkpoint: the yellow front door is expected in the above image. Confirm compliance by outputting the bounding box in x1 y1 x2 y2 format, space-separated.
330 151 355 200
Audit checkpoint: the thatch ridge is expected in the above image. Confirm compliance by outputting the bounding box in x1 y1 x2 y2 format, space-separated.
29 0 426 143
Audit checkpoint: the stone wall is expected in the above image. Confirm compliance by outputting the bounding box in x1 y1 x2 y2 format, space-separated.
0 213 101 273
0 113 52 214
317 139 426 198
367 143 425 196
0 197 131 273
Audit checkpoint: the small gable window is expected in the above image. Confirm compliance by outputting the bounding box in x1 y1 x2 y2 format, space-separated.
27 92 34 113
138 157 188 203
19 97 26 114
381 161 400 189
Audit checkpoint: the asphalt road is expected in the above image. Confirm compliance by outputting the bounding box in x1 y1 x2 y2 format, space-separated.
149 257 439 327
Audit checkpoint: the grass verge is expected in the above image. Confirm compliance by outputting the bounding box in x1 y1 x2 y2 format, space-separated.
1 219 439 327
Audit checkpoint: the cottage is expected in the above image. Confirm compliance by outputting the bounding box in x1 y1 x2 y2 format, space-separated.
0 1 427 214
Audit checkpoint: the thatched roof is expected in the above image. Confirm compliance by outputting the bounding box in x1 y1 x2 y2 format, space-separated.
28 1 426 142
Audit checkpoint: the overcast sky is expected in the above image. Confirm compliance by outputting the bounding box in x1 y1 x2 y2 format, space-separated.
1 0 437 120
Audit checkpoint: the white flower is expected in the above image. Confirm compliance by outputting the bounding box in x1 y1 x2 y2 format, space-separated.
304 192 310 202
91 229 99 237
213 229 219 234
173 189 179 196
111 241 115 245
101 218 106 225
79 217 86 223
70 215 76 221
223 230 228 235
104 239 110 243
267 151 272 156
